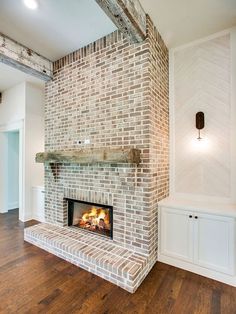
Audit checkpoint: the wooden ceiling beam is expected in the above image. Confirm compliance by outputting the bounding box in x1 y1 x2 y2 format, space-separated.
0 33 53 81
95 0 146 43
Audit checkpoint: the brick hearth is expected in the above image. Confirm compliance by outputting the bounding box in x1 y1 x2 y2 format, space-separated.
24 223 152 293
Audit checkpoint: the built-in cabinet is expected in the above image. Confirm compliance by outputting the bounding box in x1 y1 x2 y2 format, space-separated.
161 207 194 263
195 213 234 275
158 199 236 286
31 186 45 222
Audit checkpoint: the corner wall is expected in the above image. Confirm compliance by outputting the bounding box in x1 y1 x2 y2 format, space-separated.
24 82 45 220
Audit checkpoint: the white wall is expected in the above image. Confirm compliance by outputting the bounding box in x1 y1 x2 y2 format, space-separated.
0 83 25 124
0 83 24 213
0 81 45 220
170 28 236 203
7 131 19 210
24 82 45 220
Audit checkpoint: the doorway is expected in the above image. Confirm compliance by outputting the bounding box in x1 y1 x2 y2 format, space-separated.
7 130 19 211
0 121 23 219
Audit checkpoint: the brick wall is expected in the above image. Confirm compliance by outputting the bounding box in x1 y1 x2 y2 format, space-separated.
146 18 169 257
44 16 169 257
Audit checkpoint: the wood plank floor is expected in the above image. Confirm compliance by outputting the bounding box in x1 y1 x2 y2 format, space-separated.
0 209 235 314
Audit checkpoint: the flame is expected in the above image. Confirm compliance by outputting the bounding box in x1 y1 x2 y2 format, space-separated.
88 207 97 217
98 209 106 220
80 207 110 228
82 213 89 222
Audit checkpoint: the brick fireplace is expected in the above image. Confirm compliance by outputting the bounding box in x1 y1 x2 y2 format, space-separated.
24 16 169 293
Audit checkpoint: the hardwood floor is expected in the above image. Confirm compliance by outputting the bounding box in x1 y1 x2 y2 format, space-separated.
0 210 235 314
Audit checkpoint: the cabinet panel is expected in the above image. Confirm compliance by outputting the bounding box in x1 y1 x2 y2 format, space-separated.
32 187 45 221
194 213 235 275
160 208 194 262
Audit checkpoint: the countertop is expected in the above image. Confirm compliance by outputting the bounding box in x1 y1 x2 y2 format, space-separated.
159 197 236 218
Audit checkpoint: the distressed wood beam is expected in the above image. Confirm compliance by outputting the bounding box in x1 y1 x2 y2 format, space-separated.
0 33 53 81
95 0 146 43
36 148 141 165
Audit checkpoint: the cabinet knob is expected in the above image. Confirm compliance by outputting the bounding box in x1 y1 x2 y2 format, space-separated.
189 215 192 218
195 216 198 219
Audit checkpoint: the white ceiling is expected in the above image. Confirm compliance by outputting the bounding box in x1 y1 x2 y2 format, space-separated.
0 0 235 60
0 0 235 92
0 0 116 61
140 0 236 47
0 63 44 92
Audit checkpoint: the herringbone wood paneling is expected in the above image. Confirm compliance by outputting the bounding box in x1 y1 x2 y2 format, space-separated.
174 35 231 198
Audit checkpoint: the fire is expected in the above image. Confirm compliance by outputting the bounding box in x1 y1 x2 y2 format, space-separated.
80 206 110 233
82 213 89 222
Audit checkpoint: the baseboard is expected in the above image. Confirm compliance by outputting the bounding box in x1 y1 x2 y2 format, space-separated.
19 215 33 222
158 253 236 287
18 212 45 222
32 213 45 223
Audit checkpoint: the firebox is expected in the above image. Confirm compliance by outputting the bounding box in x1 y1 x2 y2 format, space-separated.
66 198 113 239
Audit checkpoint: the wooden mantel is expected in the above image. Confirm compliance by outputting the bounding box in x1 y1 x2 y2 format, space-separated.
35 148 141 165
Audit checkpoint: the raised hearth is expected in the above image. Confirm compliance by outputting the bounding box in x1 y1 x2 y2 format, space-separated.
24 223 152 293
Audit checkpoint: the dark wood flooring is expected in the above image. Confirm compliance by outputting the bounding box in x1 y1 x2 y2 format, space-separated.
0 209 235 314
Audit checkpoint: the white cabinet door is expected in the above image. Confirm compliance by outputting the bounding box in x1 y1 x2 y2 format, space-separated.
194 213 235 275
160 207 194 263
32 187 45 222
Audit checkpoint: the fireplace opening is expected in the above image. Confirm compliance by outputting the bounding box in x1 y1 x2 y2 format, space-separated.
66 198 113 239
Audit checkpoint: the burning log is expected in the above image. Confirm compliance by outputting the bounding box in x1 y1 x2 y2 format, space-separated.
98 218 105 230
77 206 111 236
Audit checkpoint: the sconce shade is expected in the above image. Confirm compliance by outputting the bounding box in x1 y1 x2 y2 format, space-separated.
196 112 204 130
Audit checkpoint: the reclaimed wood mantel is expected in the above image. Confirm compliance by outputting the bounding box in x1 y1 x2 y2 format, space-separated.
35 148 141 166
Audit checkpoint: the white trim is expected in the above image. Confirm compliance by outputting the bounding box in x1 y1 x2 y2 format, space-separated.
0 132 8 213
20 214 33 222
170 192 234 205
0 120 23 132
31 214 45 223
169 48 175 196
230 28 236 203
172 28 232 52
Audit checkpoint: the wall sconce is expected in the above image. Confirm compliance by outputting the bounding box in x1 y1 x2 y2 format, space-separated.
196 112 204 140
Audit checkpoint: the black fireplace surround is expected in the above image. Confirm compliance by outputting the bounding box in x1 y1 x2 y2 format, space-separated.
66 198 113 239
